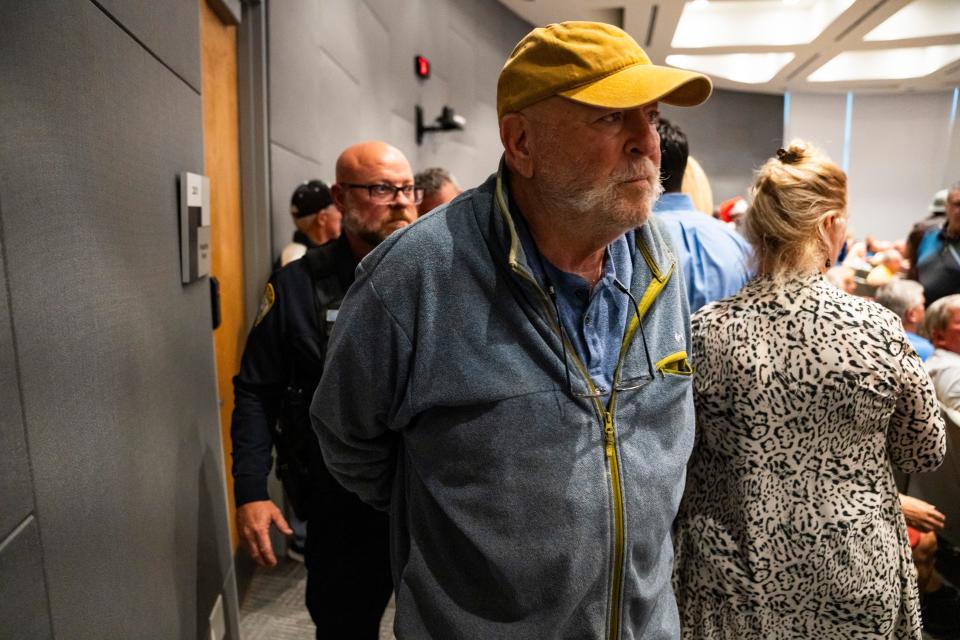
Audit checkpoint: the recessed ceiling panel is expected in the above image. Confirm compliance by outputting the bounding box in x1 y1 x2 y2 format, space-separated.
496 0 960 93
671 0 854 48
667 53 795 84
864 0 960 42
808 45 960 82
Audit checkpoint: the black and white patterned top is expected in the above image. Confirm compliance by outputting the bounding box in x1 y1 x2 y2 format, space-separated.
673 273 946 640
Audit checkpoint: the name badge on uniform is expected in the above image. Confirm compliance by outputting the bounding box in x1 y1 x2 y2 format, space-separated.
325 307 340 335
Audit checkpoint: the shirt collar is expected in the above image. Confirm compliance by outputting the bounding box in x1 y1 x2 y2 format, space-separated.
652 192 695 213
502 171 631 292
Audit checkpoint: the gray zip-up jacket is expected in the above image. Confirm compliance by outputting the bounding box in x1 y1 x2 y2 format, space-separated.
311 171 696 639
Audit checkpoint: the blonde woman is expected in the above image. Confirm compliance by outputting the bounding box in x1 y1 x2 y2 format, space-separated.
673 142 946 639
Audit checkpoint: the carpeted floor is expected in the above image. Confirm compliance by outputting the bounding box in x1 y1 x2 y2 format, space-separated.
238 557 395 639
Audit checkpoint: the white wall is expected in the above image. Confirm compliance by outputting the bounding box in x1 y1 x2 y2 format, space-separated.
786 89 959 243
267 0 531 260
784 93 846 166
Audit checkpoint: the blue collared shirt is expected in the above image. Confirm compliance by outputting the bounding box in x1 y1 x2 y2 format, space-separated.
653 192 752 312
907 331 935 362
510 206 635 394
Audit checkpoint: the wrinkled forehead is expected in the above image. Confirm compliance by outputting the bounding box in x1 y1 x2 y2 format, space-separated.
345 156 413 185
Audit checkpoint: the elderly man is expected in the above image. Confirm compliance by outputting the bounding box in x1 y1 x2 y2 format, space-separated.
414 166 462 215
876 279 935 361
278 180 342 268
312 22 710 639
231 141 420 638
652 118 750 311
917 182 960 305
920 293 960 628
926 294 960 412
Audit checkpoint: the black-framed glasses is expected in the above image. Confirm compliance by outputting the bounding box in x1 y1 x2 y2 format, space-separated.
342 182 424 205
546 277 658 398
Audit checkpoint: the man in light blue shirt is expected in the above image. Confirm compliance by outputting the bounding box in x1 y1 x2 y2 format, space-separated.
653 118 751 311
876 279 935 361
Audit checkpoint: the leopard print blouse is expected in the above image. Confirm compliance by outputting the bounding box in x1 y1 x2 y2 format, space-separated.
673 273 946 640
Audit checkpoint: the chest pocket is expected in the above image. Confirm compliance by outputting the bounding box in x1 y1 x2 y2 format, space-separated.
656 350 693 376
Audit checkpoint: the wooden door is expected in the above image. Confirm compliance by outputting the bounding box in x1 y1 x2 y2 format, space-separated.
200 0 243 550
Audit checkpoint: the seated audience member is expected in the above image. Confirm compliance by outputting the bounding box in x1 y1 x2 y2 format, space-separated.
901 493 944 596
716 195 747 231
825 265 856 295
866 248 904 287
917 182 960 305
842 238 873 272
414 166 462 216
653 118 751 312
919 293 960 635
278 180 342 268
876 279 935 361
926 294 960 412
673 141 945 639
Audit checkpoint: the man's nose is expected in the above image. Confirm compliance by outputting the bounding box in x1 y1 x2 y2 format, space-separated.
625 115 658 157
391 189 417 207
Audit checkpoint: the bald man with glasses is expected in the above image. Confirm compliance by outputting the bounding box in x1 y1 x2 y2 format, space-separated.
231 140 418 639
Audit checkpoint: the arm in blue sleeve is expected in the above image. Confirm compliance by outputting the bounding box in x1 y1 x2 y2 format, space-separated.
310 269 412 511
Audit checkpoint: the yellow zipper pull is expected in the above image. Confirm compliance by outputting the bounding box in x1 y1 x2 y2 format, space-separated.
604 411 615 457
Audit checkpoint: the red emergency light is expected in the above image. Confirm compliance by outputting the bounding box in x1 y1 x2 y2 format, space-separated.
415 55 430 79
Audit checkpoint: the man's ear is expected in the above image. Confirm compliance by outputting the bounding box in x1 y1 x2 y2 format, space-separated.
331 183 346 211
905 305 922 326
500 113 534 178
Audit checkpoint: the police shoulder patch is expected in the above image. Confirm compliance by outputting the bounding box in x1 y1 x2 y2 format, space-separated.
254 283 276 327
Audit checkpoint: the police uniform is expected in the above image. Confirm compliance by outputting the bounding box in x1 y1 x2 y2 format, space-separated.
231 233 392 639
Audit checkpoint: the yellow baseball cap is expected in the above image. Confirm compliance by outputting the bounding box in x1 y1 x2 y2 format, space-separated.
497 21 712 119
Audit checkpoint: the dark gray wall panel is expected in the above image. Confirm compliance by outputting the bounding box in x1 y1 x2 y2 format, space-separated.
94 0 201 92
0 518 52 638
0 214 34 541
662 89 785 204
0 2 232 637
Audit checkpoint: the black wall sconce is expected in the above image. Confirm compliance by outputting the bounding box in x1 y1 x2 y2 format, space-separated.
416 105 466 145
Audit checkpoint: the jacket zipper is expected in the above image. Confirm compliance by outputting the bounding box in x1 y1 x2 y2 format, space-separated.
602 260 673 640
511 265 629 640
496 170 670 640
603 408 625 640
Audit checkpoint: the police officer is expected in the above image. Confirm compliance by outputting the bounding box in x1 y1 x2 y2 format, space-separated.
278 180 342 269
231 140 422 638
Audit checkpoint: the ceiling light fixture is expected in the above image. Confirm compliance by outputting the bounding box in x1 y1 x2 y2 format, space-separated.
667 52 795 84
808 45 960 82
864 0 960 42
672 0 853 48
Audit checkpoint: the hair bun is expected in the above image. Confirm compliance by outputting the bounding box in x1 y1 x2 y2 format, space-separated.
776 147 802 165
